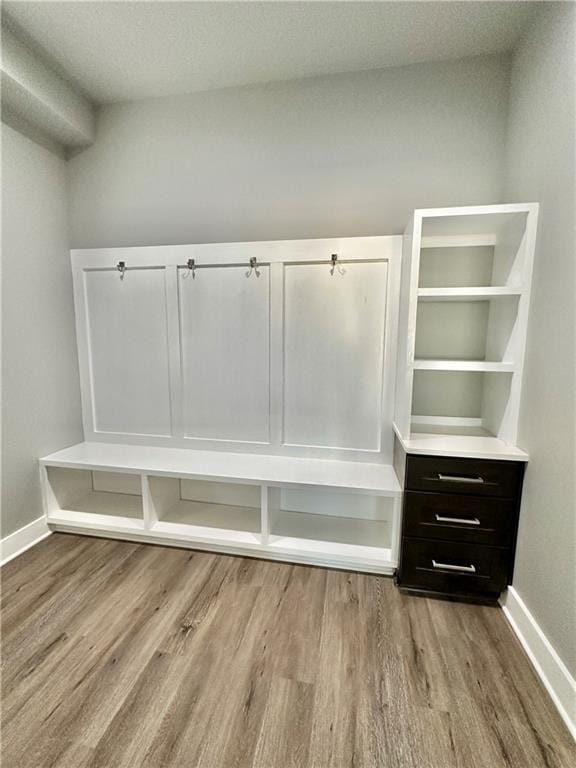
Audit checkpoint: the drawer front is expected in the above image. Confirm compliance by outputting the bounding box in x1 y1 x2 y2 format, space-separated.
406 455 523 498
403 492 515 546
399 538 509 595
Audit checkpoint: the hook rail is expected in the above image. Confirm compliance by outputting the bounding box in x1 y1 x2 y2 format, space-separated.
176 259 263 277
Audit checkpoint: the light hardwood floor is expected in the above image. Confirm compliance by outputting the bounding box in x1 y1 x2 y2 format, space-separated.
1 534 574 767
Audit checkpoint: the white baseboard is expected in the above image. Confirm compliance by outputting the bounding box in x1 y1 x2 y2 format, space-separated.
501 586 576 741
0 517 51 566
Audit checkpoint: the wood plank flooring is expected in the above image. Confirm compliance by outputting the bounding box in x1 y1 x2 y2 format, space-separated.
1 533 574 768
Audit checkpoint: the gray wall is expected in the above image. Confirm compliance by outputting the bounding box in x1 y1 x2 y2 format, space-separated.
1 124 83 537
505 4 576 676
68 55 510 248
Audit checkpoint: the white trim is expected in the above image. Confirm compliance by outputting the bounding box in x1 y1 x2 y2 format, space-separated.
416 202 539 219
501 586 576 741
417 287 522 301
0 517 51 566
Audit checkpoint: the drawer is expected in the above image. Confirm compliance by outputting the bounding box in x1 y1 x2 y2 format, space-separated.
403 492 516 546
399 538 509 596
406 455 524 498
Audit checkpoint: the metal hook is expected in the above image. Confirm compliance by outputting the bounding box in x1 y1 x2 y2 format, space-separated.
330 253 345 276
246 257 260 278
186 258 196 279
117 261 126 280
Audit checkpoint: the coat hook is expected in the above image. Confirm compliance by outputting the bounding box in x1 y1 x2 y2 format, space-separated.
187 258 196 278
330 253 345 276
246 256 260 278
117 261 126 280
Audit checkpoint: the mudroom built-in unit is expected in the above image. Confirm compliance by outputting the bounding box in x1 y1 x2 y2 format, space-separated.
41 235 403 573
40 203 538 578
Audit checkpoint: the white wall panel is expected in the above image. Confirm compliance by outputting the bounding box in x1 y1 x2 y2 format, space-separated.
72 236 399 460
85 267 172 435
179 266 270 442
283 261 388 451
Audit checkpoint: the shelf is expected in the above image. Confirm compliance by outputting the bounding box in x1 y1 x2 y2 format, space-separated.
417 287 522 301
413 360 514 373
40 442 401 496
393 422 528 461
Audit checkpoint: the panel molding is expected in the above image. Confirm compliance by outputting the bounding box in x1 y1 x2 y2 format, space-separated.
178 263 271 443
72 236 402 462
282 260 389 453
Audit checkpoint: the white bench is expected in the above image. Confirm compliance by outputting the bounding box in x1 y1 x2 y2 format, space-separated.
40 442 402 574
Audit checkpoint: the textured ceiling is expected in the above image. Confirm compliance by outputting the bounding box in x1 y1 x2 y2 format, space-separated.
3 1 537 104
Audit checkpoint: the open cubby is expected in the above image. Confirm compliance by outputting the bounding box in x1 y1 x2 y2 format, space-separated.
267 487 393 559
411 370 513 439
419 210 529 291
414 297 519 365
149 476 261 544
44 467 144 528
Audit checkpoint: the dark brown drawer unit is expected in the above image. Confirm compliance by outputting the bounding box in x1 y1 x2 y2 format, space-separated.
397 452 525 602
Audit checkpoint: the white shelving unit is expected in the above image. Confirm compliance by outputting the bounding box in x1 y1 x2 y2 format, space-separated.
40 442 402 574
394 203 538 460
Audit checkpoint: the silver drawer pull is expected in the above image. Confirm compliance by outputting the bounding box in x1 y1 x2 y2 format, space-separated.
432 560 477 573
437 473 484 484
435 514 481 526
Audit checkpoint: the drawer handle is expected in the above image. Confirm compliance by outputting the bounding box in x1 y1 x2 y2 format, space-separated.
432 559 477 573
435 514 481 526
437 473 484 484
